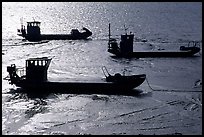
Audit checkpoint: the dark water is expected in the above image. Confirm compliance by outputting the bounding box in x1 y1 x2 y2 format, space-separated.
2 2 202 135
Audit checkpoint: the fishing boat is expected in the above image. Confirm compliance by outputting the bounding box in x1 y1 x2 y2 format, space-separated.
107 24 200 58
5 57 146 95
17 21 92 41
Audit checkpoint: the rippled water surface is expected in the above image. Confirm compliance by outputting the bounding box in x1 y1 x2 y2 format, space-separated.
2 2 202 135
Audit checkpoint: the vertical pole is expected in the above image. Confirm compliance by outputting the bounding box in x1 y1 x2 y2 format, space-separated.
124 24 127 35
108 23 111 48
109 23 110 40
20 18 23 30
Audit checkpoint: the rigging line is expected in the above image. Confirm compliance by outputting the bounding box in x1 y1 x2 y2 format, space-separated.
145 77 202 93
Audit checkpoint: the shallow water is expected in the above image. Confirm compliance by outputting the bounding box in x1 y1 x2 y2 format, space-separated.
2 2 202 135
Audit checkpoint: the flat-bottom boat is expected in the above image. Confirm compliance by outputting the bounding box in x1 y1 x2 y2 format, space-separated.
107 24 200 58
17 21 92 41
108 47 200 58
5 57 146 95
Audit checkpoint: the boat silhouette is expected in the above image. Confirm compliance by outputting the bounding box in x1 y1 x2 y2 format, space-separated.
5 57 146 95
17 20 92 42
107 24 200 58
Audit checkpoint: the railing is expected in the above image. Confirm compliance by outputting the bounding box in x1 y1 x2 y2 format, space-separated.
188 41 200 48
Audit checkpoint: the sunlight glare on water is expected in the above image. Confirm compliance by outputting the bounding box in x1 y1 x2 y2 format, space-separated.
2 2 202 135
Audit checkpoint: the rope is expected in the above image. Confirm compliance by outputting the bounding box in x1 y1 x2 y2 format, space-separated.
145 77 202 93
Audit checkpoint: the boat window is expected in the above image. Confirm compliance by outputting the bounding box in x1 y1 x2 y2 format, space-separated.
27 61 34 67
41 61 43 66
35 61 37 66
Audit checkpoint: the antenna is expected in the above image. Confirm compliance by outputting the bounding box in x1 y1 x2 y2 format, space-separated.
124 24 128 34
20 17 23 29
108 23 111 47
109 23 111 40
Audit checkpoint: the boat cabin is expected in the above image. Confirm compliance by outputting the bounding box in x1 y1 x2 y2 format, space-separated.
120 34 134 54
26 21 41 41
108 33 134 55
26 57 52 82
18 21 42 41
27 21 41 35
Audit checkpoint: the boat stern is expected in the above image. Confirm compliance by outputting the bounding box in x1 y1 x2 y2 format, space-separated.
6 64 21 85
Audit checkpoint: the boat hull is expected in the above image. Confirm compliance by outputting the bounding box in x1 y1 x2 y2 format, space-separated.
21 33 91 41
108 49 200 58
40 34 91 40
15 77 145 95
6 58 146 96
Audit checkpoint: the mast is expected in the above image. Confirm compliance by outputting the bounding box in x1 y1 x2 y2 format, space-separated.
108 23 111 47
20 17 23 29
124 24 128 35
109 23 110 40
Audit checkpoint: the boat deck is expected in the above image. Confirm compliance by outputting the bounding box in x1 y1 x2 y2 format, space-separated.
109 49 200 58
48 77 107 83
